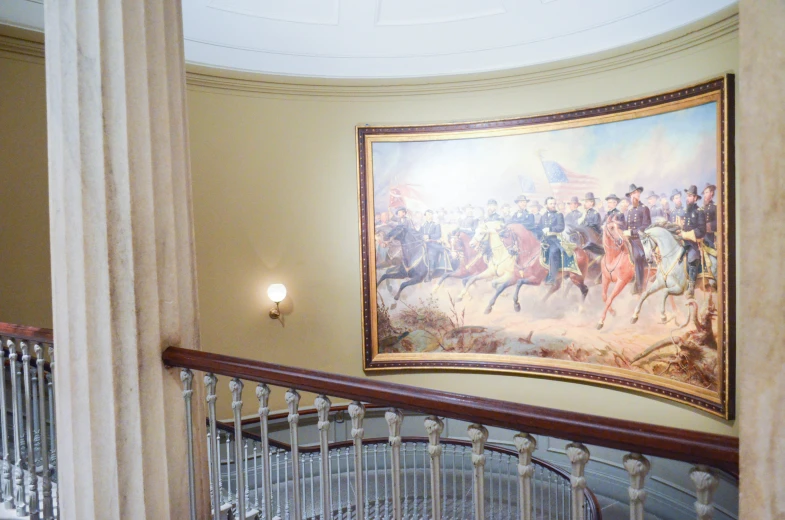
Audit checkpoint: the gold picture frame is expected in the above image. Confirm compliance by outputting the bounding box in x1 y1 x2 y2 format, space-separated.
357 76 735 418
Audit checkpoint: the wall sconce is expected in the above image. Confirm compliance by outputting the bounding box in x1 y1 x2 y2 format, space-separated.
267 284 287 325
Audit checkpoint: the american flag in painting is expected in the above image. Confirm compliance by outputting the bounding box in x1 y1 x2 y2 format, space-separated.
539 159 599 201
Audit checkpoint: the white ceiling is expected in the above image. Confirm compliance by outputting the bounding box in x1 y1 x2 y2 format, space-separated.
2 0 736 78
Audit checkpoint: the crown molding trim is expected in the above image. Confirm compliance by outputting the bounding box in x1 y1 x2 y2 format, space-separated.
0 7 737 98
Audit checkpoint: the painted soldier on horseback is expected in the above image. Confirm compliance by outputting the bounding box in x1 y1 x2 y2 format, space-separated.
622 184 651 294
680 185 707 298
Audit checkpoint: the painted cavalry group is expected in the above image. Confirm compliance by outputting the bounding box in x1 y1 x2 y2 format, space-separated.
375 183 719 329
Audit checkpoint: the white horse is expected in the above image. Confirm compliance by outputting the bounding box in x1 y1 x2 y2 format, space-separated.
631 225 717 324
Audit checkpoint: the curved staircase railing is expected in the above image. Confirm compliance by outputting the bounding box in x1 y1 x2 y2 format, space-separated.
0 322 58 520
164 346 738 520
212 417 601 519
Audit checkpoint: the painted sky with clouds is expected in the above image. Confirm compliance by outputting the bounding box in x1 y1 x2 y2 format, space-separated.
372 101 718 212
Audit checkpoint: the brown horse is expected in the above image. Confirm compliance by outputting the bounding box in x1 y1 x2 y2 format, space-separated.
432 230 488 292
499 224 590 312
596 218 636 329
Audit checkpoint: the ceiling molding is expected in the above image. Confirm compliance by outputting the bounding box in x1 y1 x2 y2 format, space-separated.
0 8 737 99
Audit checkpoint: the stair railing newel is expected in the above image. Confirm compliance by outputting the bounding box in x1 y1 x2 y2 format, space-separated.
230 378 247 520
7 340 25 515
348 401 366 520
315 395 332 519
623 453 651 520
180 369 197 520
690 465 720 520
285 388 302 520
21 342 40 519
424 415 444 520
468 423 489 520
566 442 591 520
204 373 221 520
0 345 12 510
256 384 273 520
385 409 404 520
514 433 537 520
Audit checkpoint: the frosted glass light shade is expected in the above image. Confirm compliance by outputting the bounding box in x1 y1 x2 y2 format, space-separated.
267 284 287 303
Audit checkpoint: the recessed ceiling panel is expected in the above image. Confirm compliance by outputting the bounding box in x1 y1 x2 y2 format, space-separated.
376 0 506 26
207 0 340 25
0 0 738 78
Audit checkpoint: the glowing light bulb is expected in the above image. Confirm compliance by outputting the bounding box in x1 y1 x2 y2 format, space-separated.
267 284 287 303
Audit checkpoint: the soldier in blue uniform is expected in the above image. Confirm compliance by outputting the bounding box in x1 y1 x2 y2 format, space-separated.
603 194 624 225
680 185 707 297
669 189 686 226
509 194 541 238
541 196 566 284
420 209 445 281
647 191 664 220
579 192 602 234
622 184 651 294
564 196 582 229
702 183 717 249
458 205 479 234
391 206 415 229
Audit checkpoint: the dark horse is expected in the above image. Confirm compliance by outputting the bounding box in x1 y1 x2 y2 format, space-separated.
497 224 591 311
432 230 488 292
377 224 454 301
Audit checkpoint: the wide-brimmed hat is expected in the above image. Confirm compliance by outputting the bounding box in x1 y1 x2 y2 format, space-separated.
625 184 644 197
568 196 580 205
670 189 681 201
514 194 529 203
487 199 498 206
393 206 407 214
684 185 703 200
646 190 659 200
583 192 600 202
605 193 621 202
703 182 717 192
660 193 667 199
527 199 541 207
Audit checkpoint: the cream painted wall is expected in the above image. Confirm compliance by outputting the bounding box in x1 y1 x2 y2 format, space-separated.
186 22 739 434
0 52 51 328
0 14 739 436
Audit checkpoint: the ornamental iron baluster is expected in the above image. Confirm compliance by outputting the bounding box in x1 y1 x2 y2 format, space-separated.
690 465 719 520
285 389 302 520
0 344 12 509
385 409 404 520
8 340 26 516
180 369 197 520
468 424 489 520
204 373 221 519
348 401 365 520
256 384 273 520
424 416 444 520
566 442 591 520
35 344 53 520
315 395 332 519
230 378 246 520
623 453 651 520
514 433 537 520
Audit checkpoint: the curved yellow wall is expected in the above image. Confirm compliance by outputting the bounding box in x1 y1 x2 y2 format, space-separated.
186 13 739 434
0 9 739 435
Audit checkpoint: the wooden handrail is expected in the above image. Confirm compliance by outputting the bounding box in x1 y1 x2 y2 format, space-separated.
166 347 737 474
0 322 54 343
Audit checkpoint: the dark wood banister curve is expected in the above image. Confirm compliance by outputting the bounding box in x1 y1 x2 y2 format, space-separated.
0 323 54 344
163 347 738 475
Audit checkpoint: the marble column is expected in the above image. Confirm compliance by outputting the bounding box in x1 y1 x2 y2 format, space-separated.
44 0 209 518
738 1 785 518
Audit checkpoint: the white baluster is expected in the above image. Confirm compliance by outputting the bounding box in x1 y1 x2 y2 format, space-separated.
348 401 365 520
285 389 302 520
0 345 12 510
385 409 404 520
514 433 537 520
425 416 444 520
623 453 650 520
180 369 197 520
256 384 273 520
204 374 221 519
46 345 56 471
566 443 591 520
468 424 489 520
8 340 26 516
690 465 719 520
230 378 246 520
315 395 332 519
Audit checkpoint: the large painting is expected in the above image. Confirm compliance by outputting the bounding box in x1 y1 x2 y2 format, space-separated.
357 76 734 418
